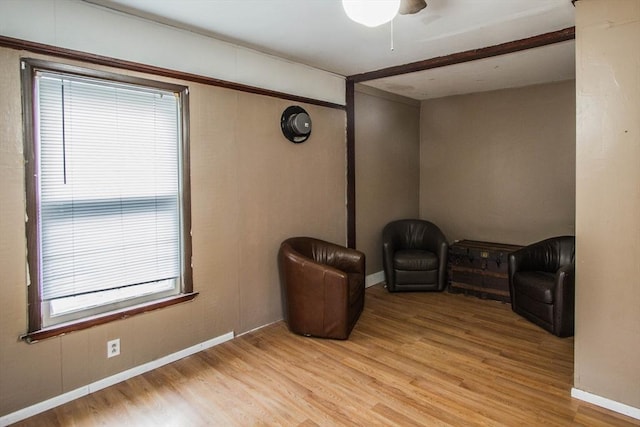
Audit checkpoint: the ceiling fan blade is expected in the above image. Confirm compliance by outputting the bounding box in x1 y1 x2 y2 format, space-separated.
399 0 427 15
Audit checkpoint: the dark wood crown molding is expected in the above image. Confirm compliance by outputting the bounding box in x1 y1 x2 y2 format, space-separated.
348 27 575 83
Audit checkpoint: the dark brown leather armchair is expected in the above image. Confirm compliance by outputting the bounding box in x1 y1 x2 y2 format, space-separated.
278 237 365 340
382 219 448 292
508 236 575 337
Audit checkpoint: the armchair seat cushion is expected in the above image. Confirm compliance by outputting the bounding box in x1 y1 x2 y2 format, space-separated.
394 269 438 286
394 249 439 271
513 271 555 304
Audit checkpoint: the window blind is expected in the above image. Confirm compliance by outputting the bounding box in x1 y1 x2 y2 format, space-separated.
36 72 182 302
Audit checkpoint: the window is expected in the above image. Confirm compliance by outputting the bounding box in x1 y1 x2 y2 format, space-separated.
21 59 194 339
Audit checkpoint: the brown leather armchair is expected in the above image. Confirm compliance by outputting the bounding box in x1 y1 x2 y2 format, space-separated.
508 236 575 337
382 219 448 292
278 237 365 340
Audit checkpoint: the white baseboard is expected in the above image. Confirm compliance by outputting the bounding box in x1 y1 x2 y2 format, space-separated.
366 270 385 288
572 388 640 420
0 331 235 427
236 320 280 338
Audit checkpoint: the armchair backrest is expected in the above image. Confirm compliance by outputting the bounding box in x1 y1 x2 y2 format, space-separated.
281 236 365 274
513 235 575 273
382 219 447 253
555 236 576 267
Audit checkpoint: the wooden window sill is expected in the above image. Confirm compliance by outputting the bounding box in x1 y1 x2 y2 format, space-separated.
22 292 198 343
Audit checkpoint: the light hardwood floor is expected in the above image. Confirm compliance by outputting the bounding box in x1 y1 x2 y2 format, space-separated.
15 284 640 426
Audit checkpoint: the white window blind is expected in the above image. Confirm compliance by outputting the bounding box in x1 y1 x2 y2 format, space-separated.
36 72 183 305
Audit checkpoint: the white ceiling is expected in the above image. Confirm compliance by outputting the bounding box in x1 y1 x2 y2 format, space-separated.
85 0 576 100
366 39 575 100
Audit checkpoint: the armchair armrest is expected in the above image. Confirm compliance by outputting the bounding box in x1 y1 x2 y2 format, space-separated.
382 226 402 289
436 239 449 289
555 263 575 309
423 228 448 255
553 263 575 337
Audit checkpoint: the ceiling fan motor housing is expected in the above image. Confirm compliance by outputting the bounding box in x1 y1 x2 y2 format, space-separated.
399 0 427 15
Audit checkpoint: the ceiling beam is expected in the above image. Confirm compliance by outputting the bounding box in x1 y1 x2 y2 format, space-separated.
348 27 575 83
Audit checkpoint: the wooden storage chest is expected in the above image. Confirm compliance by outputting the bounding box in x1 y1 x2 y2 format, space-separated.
448 240 522 302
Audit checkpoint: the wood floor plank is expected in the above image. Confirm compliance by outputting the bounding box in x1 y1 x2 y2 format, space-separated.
12 284 640 426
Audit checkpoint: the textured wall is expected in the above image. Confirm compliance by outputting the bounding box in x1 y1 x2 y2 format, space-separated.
420 81 576 246
0 47 347 415
355 85 420 275
574 0 640 410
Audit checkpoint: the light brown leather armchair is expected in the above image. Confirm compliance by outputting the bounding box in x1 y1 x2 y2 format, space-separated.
278 237 365 340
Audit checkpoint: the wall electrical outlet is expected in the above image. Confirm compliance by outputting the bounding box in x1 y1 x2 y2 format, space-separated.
107 338 120 358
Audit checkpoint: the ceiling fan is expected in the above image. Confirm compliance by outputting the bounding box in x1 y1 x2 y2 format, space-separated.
342 0 427 28
399 0 427 15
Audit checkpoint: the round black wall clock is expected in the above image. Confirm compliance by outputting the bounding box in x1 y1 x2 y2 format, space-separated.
281 106 312 143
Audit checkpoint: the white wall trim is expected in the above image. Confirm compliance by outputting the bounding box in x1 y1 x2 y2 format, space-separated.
236 320 281 338
0 0 345 105
0 331 234 427
366 270 386 288
571 388 640 421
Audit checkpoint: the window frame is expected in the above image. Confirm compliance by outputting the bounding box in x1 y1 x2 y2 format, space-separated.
21 58 196 342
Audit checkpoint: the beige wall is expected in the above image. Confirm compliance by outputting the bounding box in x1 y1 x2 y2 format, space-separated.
355 85 420 275
575 0 640 409
0 47 347 415
420 81 576 245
